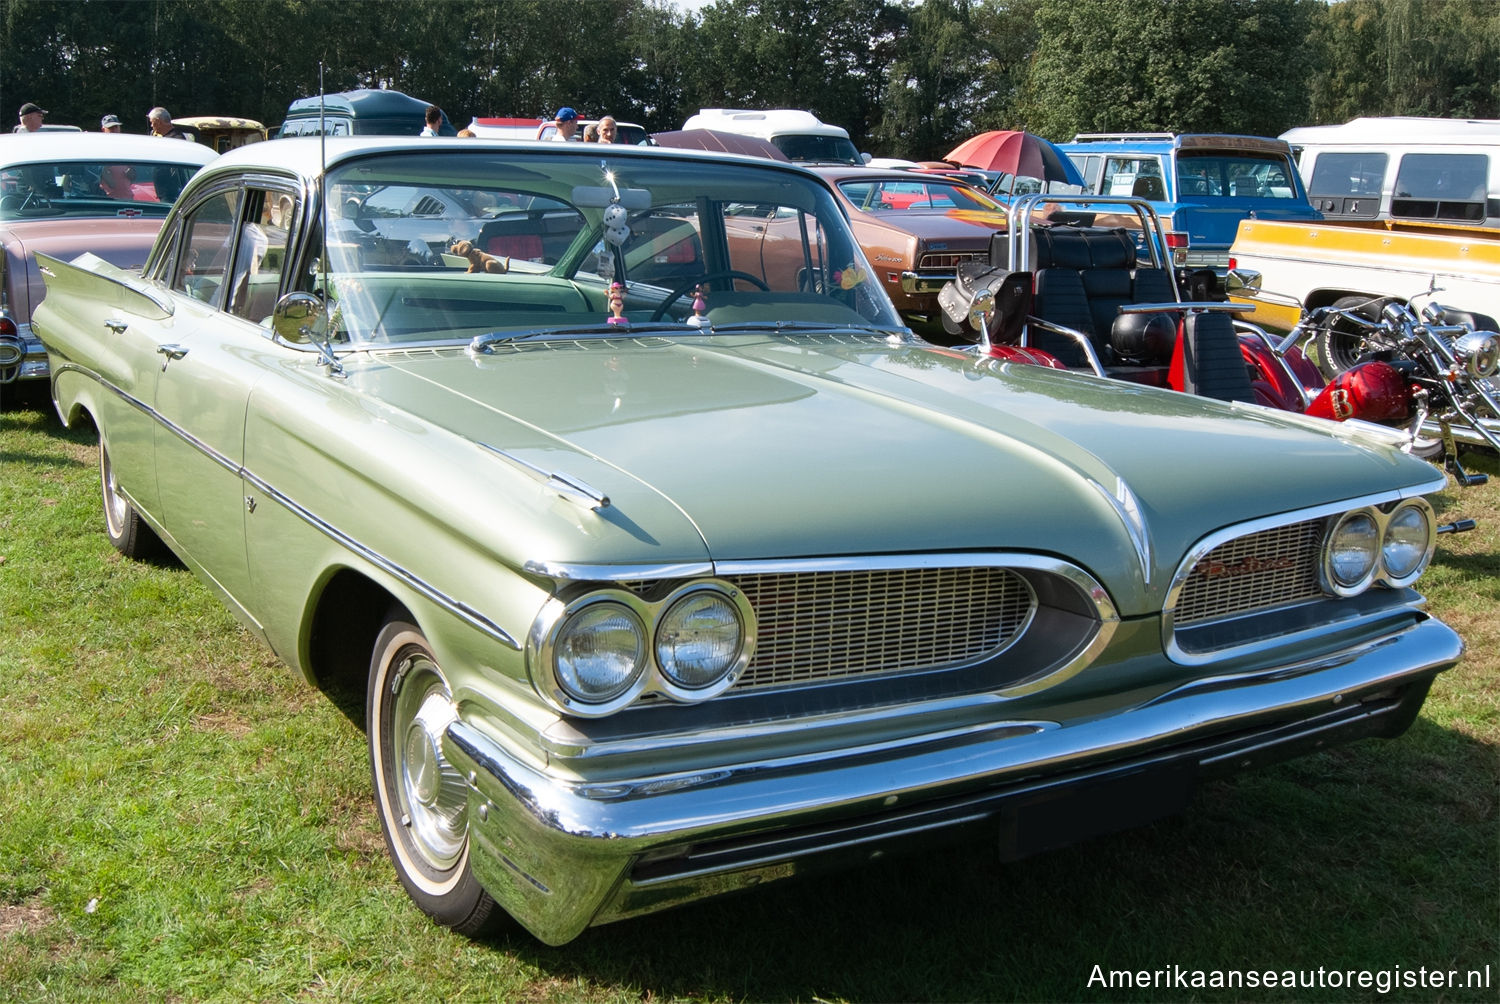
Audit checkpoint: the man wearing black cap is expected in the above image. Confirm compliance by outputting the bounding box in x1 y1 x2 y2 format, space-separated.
101 114 121 133
17 103 46 133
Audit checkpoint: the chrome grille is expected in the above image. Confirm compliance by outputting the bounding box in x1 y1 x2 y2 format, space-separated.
918 251 985 271
726 566 1033 690
1174 519 1324 626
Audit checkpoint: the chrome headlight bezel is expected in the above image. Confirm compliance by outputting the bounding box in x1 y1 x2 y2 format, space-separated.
548 597 649 714
653 583 753 700
528 580 757 717
1319 499 1437 597
1321 508 1380 596
1378 499 1437 587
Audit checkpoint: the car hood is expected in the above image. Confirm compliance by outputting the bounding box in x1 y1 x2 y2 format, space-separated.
853 208 1008 243
3 218 162 319
347 334 1436 608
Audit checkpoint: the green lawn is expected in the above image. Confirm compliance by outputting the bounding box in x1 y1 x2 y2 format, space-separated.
2 395 1495 1003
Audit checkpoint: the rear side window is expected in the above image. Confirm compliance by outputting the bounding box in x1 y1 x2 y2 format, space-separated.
1392 153 1488 222
1308 152 1388 198
1101 157 1167 198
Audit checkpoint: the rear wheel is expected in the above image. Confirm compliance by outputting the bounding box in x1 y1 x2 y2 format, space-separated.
368 617 498 935
100 435 162 558
1313 295 1397 379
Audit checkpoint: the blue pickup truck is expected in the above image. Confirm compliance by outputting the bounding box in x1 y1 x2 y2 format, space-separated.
1056 133 1321 271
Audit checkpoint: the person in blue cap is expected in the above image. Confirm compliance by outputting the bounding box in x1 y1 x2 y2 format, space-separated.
551 106 580 142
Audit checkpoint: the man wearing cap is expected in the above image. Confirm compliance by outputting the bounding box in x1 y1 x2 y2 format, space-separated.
147 107 188 139
100 114 122 133
17 103 46 133
551 107 580 142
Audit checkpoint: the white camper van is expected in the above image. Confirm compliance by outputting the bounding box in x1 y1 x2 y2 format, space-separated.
1281 116 1500 228
681 108 862 165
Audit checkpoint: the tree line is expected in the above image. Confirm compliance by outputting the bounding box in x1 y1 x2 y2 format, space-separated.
2 0 1496 159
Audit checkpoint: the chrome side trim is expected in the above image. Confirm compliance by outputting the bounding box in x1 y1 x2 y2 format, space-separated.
1163 481 1445 665
1089 477 1152 585
522 560 716 582
56 361 519 650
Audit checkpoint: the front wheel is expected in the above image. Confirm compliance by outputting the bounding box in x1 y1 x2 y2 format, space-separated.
1313 295 1396 379
100 435 162 559
368 617 499 934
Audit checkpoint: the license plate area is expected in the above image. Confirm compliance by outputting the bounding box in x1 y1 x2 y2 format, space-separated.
997 761 1197 861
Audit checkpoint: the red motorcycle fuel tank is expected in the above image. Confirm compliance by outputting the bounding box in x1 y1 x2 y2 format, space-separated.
1305 361 1413 423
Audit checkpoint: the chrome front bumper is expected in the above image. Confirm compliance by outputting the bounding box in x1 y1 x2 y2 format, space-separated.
442 614 1460 945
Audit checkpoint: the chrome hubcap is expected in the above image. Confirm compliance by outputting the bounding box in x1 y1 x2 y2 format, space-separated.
390 655 467 871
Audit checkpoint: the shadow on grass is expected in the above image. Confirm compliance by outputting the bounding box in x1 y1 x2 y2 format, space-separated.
487 715 1496 1002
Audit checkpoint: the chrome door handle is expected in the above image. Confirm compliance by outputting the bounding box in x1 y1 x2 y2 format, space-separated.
104 317 129 334
156 344 188 369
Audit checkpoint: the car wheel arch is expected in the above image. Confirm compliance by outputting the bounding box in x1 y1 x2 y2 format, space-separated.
304 567 407 711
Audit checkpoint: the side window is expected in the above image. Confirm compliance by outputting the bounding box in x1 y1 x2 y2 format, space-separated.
170 191 241 308
1392 153 1489 222
1103 156 1165 198
227 189 296 321
1308 152 1388 198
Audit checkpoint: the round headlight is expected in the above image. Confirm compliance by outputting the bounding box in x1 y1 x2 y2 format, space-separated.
1324 511 1379 594
968 290 995 334
656 591 744 690
1451 331 1500 379
1381 502 1435 584
554 602 647 704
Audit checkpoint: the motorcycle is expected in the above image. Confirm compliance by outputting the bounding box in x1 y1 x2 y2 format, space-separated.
1234 281 1500 486
939 194 1500 488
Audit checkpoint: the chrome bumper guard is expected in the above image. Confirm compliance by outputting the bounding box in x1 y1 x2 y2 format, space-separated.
443 615 1460 945
900 271 954 294
0 322 48 383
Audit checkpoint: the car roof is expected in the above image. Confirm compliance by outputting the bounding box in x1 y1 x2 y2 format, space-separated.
198 135 825 183
808 165 986 189
1062 133 1293 156
0 132 219 165
285 89 437 117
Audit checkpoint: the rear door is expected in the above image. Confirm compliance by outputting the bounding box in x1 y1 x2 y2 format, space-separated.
150 180 298 619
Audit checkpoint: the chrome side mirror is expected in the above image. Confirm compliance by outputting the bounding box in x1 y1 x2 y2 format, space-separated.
1224 268 1262 296
271 291 327 345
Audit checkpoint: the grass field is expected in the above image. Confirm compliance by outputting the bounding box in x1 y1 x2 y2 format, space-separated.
2 390 1496 1003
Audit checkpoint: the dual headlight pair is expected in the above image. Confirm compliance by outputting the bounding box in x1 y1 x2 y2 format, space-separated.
1322 499 1437 596
528 581 756 717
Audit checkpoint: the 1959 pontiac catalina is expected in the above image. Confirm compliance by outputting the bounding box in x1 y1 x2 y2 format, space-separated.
33 137 1463 945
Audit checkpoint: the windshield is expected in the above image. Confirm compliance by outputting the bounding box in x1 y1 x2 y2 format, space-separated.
773 134 863 166
837 178 1003 213
316 149 904 345
0 159 202 219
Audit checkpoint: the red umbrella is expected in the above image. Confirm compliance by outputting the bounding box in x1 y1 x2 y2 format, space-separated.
943 131 1084 188
650 129 791 161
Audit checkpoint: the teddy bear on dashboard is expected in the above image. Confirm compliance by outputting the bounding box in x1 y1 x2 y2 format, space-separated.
449 240 510 274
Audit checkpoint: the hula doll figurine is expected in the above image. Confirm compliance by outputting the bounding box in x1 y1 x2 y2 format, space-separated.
687 284 709 327
606 282 629 327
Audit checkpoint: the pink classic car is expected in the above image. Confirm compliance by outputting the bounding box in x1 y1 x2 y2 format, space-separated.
0 132 215 385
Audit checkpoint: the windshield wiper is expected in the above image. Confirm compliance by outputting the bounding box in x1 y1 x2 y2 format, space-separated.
706 320 912 339
468 322 705 354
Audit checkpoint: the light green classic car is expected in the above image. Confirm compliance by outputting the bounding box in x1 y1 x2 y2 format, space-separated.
33 138 1463 946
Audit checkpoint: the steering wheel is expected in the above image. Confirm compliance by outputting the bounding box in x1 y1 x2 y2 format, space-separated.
649 270 770 322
